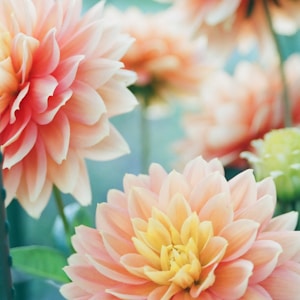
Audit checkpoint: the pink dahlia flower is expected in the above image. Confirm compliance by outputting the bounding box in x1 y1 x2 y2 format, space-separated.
61 156 300 299
106 7 212 108
176 61 284 168
0 0 137 217
167 0 300 61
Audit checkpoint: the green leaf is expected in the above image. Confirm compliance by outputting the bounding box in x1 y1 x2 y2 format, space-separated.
11 246 69 283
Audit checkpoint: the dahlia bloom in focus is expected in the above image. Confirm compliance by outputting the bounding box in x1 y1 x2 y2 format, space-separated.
61 156 300 299
176 62 283 167
0 0 137 217
107 7 211 110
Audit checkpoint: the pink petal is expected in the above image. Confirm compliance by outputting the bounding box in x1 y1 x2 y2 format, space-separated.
241 285 272 300
264 211 298 231
212 259 253 299
148 163 168 194
221 219 259 261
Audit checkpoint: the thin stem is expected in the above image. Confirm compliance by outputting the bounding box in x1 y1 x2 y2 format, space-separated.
140 97 151 174
53 186 69 236
262 0 292 127
0 152 14 300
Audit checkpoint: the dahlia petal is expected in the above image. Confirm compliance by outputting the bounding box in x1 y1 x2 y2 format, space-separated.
127 187 157 219
148 163 168 194
31 28 60 76
48 150 79 194
103 189 128 210
81 124 130 160
53 55 84 93
168 193 192 231
66 80 106 125
0 58 18 95
243 240 282 284
220 219 259 261
71 158 91 206
198 192 233 234
212 259 253 299
261 265 300 299
263 211 298 231
256 177 277 204
259 231 300 265
3 163 22 206
29 76 58 113
78 58 123 89
101 231 135 262
229 169 257 210
23 138 48 202
69 115 109 148
16 178 52 218
12 33 39 84
60 282 92 300
40 111 70 164
34 89 72 124
10 82 30 123
60 20 103 59
158 170 190 210
107 282 157 299
241 285 272 300
3 121 37 169
189 171 229 212
235 195 275 229
97 203 134 239
98 77 138 117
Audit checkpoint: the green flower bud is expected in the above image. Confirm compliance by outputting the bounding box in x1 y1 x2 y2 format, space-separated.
242 128 300 203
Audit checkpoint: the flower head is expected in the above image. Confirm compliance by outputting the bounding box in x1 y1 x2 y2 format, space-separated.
176 62 282 167
106 6 211 112
0 0 137 217
61 156 300 299
242 128 300 203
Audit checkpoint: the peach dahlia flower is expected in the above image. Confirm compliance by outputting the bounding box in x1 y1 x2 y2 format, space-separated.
107 7 211 108
0 0 137 217
61 156 300 299
176 61 283 168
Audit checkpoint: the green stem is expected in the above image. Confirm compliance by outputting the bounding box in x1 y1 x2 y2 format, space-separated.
0 152 14 300
140 98 150 174
53 186 69 236
262 0 292 127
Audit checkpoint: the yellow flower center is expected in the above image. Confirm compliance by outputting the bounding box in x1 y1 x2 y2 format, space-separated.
131 202 228 296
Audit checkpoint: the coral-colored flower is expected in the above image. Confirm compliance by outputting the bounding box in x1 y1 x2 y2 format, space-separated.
0 0 137 217
106 6 211 111
166 0 300 61
176 62 283 167
61 156 300 299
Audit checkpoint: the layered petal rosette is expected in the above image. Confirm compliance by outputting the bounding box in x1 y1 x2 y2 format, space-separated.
61 156 300 299
0 0 137 217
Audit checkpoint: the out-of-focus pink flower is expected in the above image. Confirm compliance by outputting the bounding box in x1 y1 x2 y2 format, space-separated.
176 62 283 167
106 6 212 109
166 0 300 61
61 156 300 299
0 0 137 217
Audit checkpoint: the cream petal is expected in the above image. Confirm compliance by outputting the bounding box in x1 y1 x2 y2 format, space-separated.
158 170 190 210
66 80 106 125
221 219 259 262
212 259 253 299
234 195 275 230
60 282 92 299
189 171 229 212
258 231 300 265
263 211 298 231
243 240 282 284
198 192 233 234
241 285 272 300
81 124 130 160
229 169 257 211
40 110 70 164
261 265 300 300
3 163 22 205
148 163 168 194
127 187 158 219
